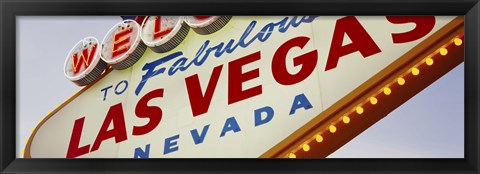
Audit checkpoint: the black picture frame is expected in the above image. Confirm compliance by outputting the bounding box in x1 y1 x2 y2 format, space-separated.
1 0 479 173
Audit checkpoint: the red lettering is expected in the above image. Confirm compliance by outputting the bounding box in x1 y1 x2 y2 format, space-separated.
153 17 173 40
325 16 381 71
112 27 132 58
133 88 164 135
228 52 262 105
134 16 147 25
272 36 318 85
194 16 210 20
387 16 435 44
185 65 223 117
91 103 127 152
66 117 91 158
72 44 97 74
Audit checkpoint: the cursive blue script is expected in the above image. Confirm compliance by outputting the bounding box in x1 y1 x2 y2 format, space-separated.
135 16 318 96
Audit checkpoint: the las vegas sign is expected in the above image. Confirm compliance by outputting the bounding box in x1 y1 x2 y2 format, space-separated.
25 16 464 158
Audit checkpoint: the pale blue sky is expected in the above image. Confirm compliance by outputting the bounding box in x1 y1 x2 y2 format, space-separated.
16 16 464 158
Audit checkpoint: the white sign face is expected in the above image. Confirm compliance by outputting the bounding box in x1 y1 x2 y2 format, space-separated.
29 16 455 158
64 36 106 86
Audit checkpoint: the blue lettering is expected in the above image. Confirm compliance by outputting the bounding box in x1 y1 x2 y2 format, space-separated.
301 16 317 23
209 42 228 57
164 134 180 155
100 85 113 101
168 57 188 75
223 39 236 54
183 42 210 70
257 23 275 42
134 144 150 158
136 16 319 91
220 117 241 137
135 52 182 95
276 17 290 33
254 106 274 127
289 93 313 115
290 16 303 27
114 80 128 95
237 21 257 48
192 40 210 66
190 125 210 145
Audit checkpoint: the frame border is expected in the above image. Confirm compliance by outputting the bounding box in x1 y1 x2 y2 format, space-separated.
1 0 478 173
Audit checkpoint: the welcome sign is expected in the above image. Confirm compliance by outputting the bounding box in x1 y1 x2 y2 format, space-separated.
25 16 464 158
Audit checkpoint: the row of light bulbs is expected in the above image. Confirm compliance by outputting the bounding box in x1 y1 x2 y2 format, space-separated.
288 35 463 158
